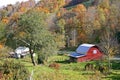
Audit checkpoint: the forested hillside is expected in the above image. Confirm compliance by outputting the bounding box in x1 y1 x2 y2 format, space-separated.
0 0 120 54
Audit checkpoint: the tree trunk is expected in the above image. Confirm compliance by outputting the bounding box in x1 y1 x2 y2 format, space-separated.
30 47 36 66
108 55 111 73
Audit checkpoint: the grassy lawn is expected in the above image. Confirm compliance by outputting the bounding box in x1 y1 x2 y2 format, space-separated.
4 54 120 80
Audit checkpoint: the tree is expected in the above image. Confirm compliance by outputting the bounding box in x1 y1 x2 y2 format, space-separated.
100 26 118 72
0 22 6 42
56 19 66 48
17 10 58 65
0 9 8 20
39 0 65 13
99 3 119 72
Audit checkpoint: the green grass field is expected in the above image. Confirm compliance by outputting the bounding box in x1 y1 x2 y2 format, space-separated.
0 53 118 80
10 54 119 80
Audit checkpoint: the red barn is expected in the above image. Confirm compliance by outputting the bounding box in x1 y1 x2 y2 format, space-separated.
69 44 104 62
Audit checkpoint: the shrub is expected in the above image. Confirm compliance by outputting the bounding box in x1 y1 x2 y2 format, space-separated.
49 62 60 70
95 64 108 75
111 61 120 70
0 59 29 80
88 70 102 80
85 63 94 71
0 46 12 58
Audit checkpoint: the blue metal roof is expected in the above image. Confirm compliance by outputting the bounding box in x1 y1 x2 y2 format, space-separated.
70 52 85 58
69 44 96 58
76 44 95 54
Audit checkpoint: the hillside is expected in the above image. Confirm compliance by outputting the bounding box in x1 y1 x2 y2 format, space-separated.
0 0 120 49
0 0 120 79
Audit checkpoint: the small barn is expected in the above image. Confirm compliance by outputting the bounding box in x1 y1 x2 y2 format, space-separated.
69 44 103 62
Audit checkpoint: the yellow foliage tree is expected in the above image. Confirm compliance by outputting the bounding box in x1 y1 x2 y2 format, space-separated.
36 7 50 14
2 17 9 24
19 31 26 38
93 20 101 29
11 12 20 22
18 7 27 12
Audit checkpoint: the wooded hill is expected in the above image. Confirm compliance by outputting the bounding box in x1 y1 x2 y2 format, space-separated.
0 0 120 57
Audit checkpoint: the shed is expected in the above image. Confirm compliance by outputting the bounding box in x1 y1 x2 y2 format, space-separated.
69 44 103 62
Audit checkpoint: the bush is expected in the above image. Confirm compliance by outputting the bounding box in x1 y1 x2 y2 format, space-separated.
0 46 12 58
111 61 120 70
85 63 94 71
37 46 58 64
49 62 60 70
0 59 29 80
95 64 109 75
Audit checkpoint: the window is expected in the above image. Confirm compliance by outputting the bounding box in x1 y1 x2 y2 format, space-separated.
93 50 97 54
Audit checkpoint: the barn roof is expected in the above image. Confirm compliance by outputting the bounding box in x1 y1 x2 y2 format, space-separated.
76 44 95 54
70 44 96 58
70 52 85 58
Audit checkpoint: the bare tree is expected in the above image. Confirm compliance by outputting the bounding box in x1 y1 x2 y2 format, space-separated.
100 26 119 72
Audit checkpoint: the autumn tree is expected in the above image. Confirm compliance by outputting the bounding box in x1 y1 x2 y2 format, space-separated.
99 0 120 72
38 0 65 13
17 10 58 65
10 12 20 22
0 39 8 58
55 19 66 48
0 22 6 42
85 6 102 43
1 17 9 24
100 27 118 72
0 9 8 20
65 4 87 46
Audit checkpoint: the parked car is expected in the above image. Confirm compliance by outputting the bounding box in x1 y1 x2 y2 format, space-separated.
14 47 30 58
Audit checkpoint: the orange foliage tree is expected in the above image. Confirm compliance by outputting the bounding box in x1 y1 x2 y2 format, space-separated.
38 0 65 13
69 4 87 45
2 17 9 24
72 4 87 13
0 44 3 49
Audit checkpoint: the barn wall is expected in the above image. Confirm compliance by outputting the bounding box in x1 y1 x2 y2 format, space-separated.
77 47 103 62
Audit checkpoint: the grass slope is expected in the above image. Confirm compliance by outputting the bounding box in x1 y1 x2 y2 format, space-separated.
2 55 120 80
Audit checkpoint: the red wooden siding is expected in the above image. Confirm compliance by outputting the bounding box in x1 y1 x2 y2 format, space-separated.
77 47 103 62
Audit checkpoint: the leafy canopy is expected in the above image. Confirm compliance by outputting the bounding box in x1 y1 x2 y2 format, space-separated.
18 10 58 63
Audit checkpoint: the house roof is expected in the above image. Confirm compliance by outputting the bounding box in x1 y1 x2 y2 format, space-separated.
70 52 85 58
76 44 95 54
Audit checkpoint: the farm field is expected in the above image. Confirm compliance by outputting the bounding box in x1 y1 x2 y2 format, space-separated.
9 54 120 80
